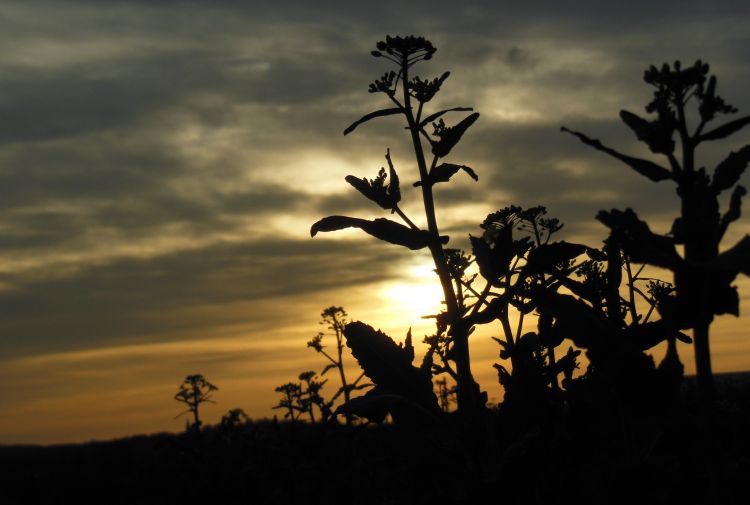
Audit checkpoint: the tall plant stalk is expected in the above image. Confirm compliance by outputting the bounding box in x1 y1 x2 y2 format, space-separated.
312 35 484 413
563 60 750 404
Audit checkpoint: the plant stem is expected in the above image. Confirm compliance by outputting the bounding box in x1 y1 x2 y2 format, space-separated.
400 60 481 412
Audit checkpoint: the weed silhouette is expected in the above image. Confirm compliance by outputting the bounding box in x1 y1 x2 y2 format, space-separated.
174 374 217 434
308 306 370 425
563 60 750 404
312 35 486 416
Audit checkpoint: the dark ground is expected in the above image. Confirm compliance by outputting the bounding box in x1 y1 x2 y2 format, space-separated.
1 373 748 505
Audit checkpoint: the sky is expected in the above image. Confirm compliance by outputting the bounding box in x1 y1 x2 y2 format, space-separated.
1 0 749 444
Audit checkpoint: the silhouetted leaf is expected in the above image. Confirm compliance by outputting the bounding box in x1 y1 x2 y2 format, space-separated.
343 321 439 412
431 112 480 158
561 127 672 182
712 145 750 192
721 185 747 234
414 163 478 187
556 276 601 304
344 107 403 135
698 115 750 142
321 363 337 376
419 107 473 128
402 328 415 363
470 227 514 286
345 150 401 209
334 386 438 425
620 110 675 154
597 209 682 269
524 241 588 275
711 234 750 277
623 321 691 351
311 216 445 250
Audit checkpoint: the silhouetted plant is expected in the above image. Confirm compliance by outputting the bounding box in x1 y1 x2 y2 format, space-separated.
174 374 217 434
333 322 440 424
312 35 486 415
273 372 332 423
307 306 370 426
221 407 248 426
273 382 303 422
298 371 330 423
563 60 750 403
435 377 457 413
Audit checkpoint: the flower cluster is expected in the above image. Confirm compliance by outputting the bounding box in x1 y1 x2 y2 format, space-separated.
369 70 397 96
410 72 450 103
371 35 436 65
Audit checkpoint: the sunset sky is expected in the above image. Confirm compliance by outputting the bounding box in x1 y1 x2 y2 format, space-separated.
1 0 749 444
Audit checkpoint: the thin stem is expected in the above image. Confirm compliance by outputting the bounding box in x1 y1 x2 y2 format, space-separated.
394 206 420 230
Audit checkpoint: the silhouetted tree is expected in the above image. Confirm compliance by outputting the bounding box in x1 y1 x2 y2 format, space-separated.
563 60 750 403
174 374 217 434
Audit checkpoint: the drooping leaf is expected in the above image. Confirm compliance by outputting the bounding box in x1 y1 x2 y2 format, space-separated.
561 127 673 182
523 241 588 275
344 107 403 135
311 216 446 250
620 110 675 155
343 321 440 413
431 112 480 158
698 115 750 142
419 107 473 128
333 386 438 425
414 163 478 187
712 145 750 192
596 209 682 270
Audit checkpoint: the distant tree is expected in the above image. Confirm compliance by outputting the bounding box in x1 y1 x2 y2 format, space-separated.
174 374 218 434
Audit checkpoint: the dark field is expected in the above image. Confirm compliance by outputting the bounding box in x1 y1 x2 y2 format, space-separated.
1 373 749 505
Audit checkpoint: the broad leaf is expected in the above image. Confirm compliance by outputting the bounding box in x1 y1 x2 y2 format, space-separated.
344 107 402 135
343 322 439 413
470 227 514 286
712 145 750 192
698 115 750 142
419 107 473 128
524 241 588 275
622 321 691 351
414 163 478 187
561 127 673 182
333 386 438 425
597 209 682 270
311 216 445 250
619 110 675 155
